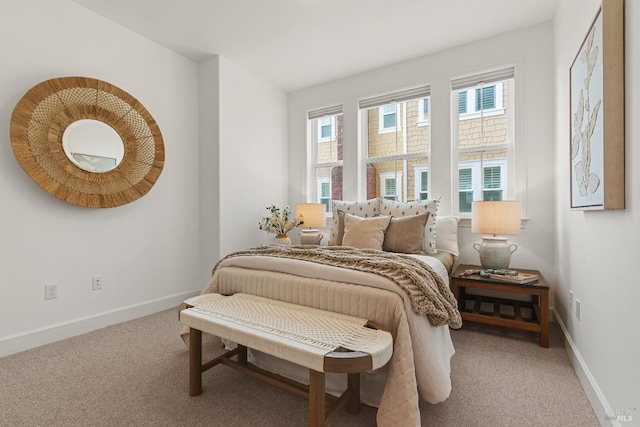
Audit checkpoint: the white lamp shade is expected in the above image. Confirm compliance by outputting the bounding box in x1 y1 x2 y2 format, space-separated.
295 203 327 228
471 201 521 236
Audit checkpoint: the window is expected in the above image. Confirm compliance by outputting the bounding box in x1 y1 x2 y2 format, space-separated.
452 67 515 214
378 104 399 132
483 165 503 200
457 83 503 120
476 86 496 111
458 160 506 212
414 166 429 200
317 178 331 212
318 116 334 142
418 98 429 124
360 85 431 202
308 105 343 213
380 172 403 201
458 91 467 114
458 167 473 212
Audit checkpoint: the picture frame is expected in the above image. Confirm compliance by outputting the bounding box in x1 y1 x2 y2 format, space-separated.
569 0 624 210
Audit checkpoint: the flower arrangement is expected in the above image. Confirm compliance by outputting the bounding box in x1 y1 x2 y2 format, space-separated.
258 205 304 236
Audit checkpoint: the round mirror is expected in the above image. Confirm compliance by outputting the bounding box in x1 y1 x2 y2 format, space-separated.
62 119 125 173
10 76 164 208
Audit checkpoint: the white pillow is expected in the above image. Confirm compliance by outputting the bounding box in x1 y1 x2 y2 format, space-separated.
379 198 440 254
342 214 391 250
328 199 380 245
435 216 460 257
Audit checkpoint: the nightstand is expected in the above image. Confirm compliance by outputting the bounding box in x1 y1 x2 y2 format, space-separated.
451 264 550 347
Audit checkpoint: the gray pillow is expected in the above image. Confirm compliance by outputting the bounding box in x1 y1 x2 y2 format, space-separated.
382 212 430 254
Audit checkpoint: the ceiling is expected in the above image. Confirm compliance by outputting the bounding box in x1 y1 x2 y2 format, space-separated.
72 0 559 92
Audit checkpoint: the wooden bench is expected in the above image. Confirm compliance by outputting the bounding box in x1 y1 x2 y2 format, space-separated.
179 293 393 427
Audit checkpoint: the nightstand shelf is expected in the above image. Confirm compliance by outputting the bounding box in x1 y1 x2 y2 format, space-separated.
451 264 550 347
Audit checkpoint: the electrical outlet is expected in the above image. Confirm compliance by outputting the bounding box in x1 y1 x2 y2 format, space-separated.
576 299 581 321
569 291 573 311
45 283 57 300
92 276 103 291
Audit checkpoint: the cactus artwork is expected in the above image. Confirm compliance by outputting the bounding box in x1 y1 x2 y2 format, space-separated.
570 11 604 207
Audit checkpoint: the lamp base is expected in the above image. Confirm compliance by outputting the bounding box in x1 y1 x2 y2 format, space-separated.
473 236 518 269
300 229 323 245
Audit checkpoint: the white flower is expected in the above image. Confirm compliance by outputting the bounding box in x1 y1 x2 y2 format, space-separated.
258 205 304 235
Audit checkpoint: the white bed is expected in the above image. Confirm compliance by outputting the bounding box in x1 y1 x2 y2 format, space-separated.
181 200 462 426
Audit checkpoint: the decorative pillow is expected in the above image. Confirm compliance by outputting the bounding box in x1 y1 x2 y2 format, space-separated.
435 216 460 257
379 198 440 254
328 199 380 245
382 212 430 254
342 213 391 250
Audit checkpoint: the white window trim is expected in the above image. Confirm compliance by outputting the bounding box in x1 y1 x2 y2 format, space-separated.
308 109 343 209
459 84 504 121
378 105 401 133
413 165 428 200
316 177 331 211
379 172 403 201
317 116 335 143
458 159 508 212
417 98 430 126
452 75 517 217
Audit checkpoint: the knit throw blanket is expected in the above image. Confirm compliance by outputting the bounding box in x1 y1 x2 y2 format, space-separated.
213 245 462 329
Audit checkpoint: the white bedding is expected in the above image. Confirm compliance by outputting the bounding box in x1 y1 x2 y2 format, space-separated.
190 252 456 426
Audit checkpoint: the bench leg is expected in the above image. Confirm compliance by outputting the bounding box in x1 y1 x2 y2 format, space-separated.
347 373 361 414
189 328 202 396
238 344 248 365
309 369 326 427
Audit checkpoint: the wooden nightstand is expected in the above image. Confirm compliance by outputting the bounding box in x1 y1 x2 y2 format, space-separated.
451 264 550 347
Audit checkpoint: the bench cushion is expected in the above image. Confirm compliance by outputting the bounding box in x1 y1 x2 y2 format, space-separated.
180 293 393 372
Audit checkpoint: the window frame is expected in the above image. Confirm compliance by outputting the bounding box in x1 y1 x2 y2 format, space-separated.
457 159 507 213
418 98 430 126
458 83 504 120
316 177 331 212
413 165 429 200
307 106 343 218
317 116 335 143
451 69 516 216
379 171 403 201
378 104 400 133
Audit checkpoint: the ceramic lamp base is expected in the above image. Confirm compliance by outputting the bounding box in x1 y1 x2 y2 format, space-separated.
299 229 323 245
473 236 518 269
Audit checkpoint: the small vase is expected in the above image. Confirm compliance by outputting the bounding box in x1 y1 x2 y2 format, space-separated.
274 234 291 246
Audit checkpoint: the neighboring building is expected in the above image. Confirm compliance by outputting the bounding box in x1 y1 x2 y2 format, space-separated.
310 78 512 214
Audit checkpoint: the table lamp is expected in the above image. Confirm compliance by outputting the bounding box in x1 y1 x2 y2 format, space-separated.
471 200 521 269
295 203 327 245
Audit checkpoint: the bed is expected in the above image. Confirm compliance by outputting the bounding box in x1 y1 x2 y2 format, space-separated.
181 198 461 427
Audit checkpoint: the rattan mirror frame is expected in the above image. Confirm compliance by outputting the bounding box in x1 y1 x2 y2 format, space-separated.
10 77 164 208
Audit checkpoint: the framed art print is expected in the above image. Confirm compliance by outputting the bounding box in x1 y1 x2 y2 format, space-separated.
569 0 624 210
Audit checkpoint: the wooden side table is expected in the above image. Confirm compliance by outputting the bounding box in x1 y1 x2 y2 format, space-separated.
451 264 550 347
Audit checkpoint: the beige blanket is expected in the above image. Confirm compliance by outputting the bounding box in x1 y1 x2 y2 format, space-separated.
213 245 462 329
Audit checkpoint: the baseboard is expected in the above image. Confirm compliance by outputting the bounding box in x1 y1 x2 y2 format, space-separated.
0 290 201 358
552 309 618 427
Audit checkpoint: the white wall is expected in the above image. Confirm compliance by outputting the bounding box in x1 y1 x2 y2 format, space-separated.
554 0 639 423
198 56 289 283
288 22 556 282
198 57 221 283
218 57 289 257
0 0 289 357
0 0 202 355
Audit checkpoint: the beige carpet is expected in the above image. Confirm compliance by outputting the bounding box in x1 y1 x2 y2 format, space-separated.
0 308 599 426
